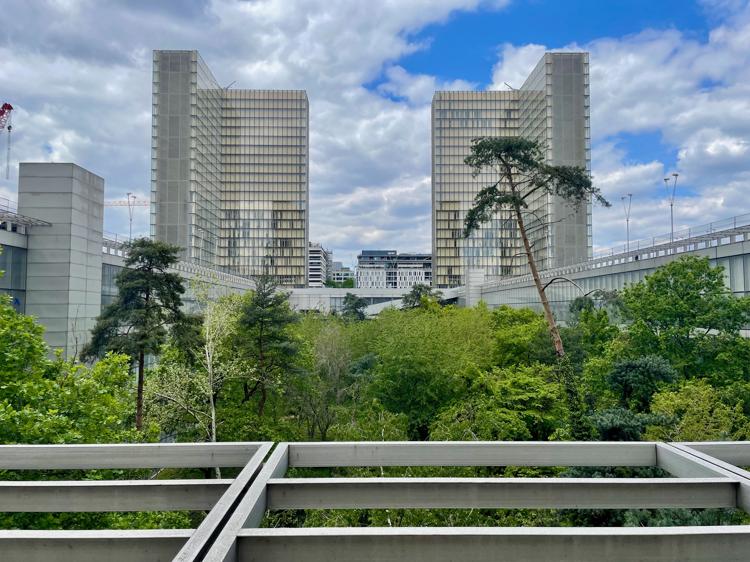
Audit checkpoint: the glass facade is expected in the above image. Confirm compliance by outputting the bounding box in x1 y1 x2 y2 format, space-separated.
431 52 591 288
519 52 591 270
431 90 522 288
152 50 309 287
220 90 309 286
0 244 27 311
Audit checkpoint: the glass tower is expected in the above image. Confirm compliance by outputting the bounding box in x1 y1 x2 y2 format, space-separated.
431 52 590 288
152 50 309 287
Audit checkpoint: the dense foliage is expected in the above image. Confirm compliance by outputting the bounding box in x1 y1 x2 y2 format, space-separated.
2 255 750 530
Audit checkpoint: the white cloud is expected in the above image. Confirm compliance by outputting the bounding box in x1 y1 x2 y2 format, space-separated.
489 43 546 90
486 4 750 252
2 0 750 265
0 0 508 263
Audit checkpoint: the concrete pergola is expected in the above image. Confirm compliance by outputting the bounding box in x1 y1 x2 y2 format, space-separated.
1 441 750 561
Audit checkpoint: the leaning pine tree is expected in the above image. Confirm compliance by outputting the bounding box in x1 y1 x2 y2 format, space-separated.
82 238 186 430
462 137 609 437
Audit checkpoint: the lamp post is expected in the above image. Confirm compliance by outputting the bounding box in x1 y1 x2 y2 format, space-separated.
621 193 632 254
126 192 136 241
663 173 679 244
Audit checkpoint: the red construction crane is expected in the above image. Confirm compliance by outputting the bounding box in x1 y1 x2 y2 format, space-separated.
0 103 13 180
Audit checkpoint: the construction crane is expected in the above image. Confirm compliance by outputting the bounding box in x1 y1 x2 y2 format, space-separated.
0 103 13 180
104 193 149 240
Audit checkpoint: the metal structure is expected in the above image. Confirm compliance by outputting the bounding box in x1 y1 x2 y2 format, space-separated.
0 102 13 180
104 195 149 241
2 441 750 561
621 192 632 253
664 173 679 244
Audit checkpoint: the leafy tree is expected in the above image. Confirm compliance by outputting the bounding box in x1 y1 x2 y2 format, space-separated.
430 364 564 441
369 306 494 439
0 292 147 444
607 355 676 412
148 294 244 467
491 306 555 367
463 137 609 357
402 284 443 309
325 278 355 288
81 238 186 430
621 256 750 379
291 321 353 440
236 274 298 416
342 293 368 321
646 380 750 441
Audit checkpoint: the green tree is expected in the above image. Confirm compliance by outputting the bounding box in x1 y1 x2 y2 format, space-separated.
342 293 368 321
607 355 676 412
148 293 244 463
621 256 750 380
401 284 443 309
430 364 564 441
291 321 353 440
237 274 298 416
0 292 143 444
462 137 609 357
646 380 750 441
325 278 355 288
82 238 185 430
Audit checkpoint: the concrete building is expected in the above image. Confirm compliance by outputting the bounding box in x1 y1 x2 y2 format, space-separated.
308 242 332 287
16 163 104 355
460 214 750 322
1 162 254 359
432 52 590 288
356 250 432 289
151 50 309 287
330 261 354 286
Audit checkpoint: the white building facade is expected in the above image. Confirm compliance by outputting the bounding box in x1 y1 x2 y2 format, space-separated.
356 250 432 289
308 242 332 287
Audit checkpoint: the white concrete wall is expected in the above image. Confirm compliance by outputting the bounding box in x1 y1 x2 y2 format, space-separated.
18 163 104 359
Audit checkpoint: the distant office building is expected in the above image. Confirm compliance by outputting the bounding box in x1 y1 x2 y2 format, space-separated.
356 250 432 289
431 52 591 287
308 242 332 287
151 50 309 287
330 261 355 286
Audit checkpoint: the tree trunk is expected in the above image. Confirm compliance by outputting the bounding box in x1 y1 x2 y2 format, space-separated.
513 203 565 357
136 350 145 431
257 385 267 418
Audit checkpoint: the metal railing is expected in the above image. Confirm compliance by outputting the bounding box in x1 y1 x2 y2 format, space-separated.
2 441 750 561
594 212 750 259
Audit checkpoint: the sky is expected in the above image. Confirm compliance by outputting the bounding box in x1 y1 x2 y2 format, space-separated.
1 0 750 267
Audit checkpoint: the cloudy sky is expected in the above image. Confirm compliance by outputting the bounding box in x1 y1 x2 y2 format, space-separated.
2 0 749 266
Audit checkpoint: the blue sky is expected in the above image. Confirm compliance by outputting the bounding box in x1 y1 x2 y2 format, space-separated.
1 0 749 266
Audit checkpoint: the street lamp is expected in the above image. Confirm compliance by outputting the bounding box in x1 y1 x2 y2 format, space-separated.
126 192 136 241
621 193 632 254
663 173 679 244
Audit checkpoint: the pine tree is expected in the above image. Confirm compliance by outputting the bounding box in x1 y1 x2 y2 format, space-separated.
82 238 185 430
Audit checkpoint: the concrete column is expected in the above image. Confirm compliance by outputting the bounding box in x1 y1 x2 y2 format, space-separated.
18 163 104 359
465 268 486 308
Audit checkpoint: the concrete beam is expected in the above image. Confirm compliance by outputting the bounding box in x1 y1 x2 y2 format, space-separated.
0 530 191 562
173 442 272 562
0 480 231 512
235 526 750 562
0 442 266 469
678 442 750 468
288 442 657 468
266 477 736 510
203 443 290 562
